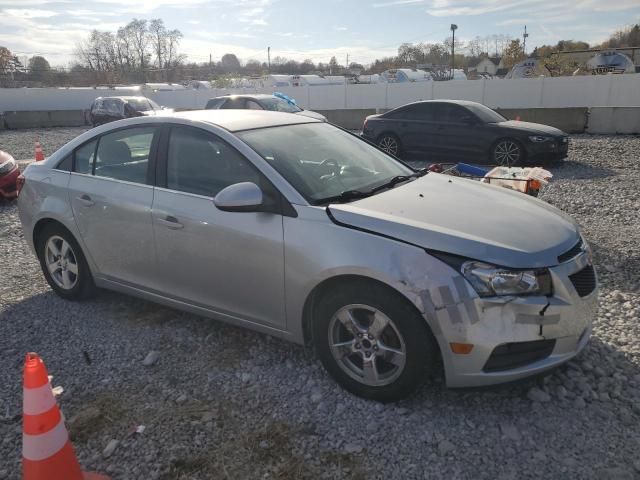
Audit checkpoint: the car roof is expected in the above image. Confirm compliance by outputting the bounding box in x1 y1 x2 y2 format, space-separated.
211 94 278 101
403 99 481 108
170 109 319 132
95 96 149 102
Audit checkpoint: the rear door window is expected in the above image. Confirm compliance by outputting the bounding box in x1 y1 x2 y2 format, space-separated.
221 98 246 109
93 127 157 183
397 104 435 122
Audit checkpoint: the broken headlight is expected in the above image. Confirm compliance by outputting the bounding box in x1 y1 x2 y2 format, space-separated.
461 261 552 297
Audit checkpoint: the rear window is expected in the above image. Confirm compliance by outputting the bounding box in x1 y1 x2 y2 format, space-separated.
259 97 302 113
205 98 227 109
126 99 152 112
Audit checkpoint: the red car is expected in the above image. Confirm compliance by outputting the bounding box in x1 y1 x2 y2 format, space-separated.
0 151 21 200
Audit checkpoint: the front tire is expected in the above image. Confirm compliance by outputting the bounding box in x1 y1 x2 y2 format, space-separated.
492 138 524 166
312 282 438 402
36 224 95 300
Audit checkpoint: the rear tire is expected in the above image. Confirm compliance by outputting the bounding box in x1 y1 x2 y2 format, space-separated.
377 133 402 158
36 223 96 301
312 281 438 402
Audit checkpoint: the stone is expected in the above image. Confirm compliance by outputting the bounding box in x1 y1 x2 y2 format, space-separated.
343 443 363 454
574 397 586 409
142 351 160 366
103 439 119 458
500 423 521 442
438 440 456 456
527 387 551 403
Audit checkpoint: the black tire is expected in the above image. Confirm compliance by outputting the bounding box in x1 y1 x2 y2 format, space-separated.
312 281 438 402
377 133 402 158
492 138 525 166
36 223 96 301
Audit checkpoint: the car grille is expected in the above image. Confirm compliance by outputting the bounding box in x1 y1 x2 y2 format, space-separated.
483 340 556 372
558 239 583 263
569 265 597 297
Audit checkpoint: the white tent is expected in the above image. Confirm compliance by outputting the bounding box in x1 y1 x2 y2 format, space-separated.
587 51 635 74
380 69 432 83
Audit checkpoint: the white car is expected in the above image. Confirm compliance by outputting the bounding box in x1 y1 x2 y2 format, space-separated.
17 110 597 401
204 94 327 121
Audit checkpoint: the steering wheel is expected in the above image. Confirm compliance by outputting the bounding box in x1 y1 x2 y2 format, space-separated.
319 158 342 181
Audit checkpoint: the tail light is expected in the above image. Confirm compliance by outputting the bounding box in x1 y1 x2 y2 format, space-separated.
16 173 25 196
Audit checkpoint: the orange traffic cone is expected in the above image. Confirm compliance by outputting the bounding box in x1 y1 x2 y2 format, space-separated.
34 139 45 162
22 353 109 480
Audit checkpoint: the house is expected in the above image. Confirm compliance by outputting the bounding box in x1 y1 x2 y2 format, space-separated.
468 57 504 76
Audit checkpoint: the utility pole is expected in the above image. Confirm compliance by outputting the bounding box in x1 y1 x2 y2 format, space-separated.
346 53 349 71
523 25 529 56
450 24 458 77
267 46 271 74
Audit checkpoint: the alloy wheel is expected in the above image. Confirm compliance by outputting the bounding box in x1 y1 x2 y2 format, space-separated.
494 140 521 166
328 304 407 387
378 136 399 156
44 236 79 290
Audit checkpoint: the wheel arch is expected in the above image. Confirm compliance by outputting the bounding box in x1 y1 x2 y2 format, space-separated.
301 274 439 350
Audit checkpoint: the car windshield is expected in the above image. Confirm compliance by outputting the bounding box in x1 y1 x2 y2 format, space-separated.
238 123 414 204
259 97 303 113
127 98 153 111
465 103 507 123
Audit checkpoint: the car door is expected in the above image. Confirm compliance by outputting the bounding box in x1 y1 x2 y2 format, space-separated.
433 104 485 161
151 125 286 328
67 126 159 287
388 103 440 159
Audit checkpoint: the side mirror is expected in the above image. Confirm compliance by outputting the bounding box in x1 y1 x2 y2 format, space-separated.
213 182 264 212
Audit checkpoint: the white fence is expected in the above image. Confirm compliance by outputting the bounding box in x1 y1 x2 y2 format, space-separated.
1 75 639 112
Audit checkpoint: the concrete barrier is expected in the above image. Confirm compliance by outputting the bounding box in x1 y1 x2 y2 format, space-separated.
588 107 640 134
3 110 88 129
496 108 588 133
316 109 377 130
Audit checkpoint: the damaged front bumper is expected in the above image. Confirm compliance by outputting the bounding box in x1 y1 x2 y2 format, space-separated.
431 252 598 388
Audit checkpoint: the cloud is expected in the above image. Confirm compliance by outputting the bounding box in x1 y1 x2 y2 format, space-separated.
373 0 424 7
334 26 348 31
3 8 58 18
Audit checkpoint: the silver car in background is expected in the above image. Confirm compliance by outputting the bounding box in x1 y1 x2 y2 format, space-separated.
17 110 598 401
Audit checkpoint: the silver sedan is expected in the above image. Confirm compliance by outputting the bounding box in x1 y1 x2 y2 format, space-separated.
17 110 598 401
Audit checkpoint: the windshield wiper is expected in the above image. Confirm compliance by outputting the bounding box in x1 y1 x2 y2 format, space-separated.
315 189 371 204
316 169 428 205
369 169 428 194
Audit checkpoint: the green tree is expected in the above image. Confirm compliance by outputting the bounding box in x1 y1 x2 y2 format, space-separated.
502 39 527 68
28 56 51 84
220 53 241 73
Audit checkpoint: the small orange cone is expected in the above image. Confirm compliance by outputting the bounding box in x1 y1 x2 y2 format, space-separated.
34 138 45 162
22 353 110 480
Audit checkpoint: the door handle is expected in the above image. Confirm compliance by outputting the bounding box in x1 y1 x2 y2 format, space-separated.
156 215 184 230
76 194 94 207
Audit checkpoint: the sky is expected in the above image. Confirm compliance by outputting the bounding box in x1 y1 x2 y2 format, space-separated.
0 0 639 68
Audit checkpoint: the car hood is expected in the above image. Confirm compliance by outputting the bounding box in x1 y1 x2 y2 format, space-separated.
498 120 565 136
328 174 579 269
296 110 327 121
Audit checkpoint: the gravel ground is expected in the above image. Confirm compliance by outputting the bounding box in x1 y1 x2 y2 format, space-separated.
1 131 640 480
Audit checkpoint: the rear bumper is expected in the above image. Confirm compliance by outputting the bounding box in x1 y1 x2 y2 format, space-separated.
0 167 20 199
